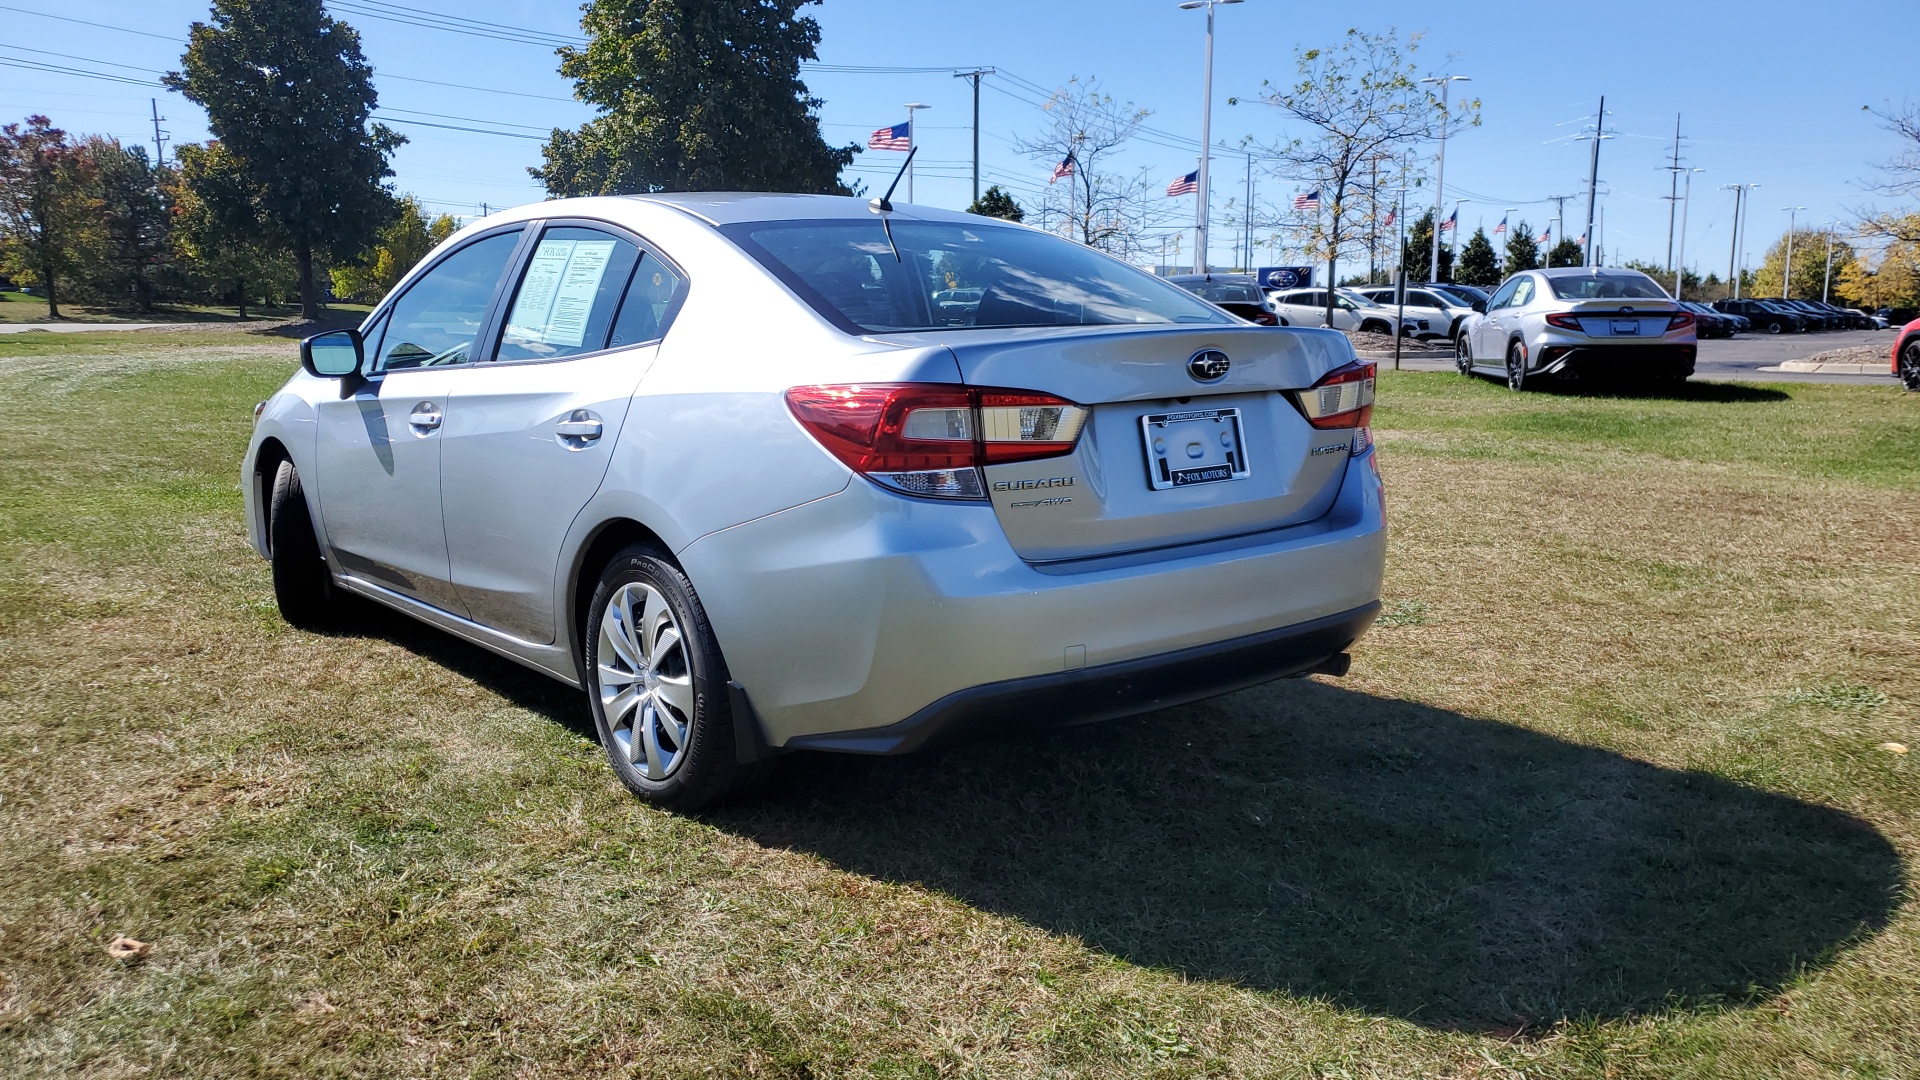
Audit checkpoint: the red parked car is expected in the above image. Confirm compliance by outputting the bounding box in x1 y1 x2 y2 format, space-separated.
1896 318 1920 391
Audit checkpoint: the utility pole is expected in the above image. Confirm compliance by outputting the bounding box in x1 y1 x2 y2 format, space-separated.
1722 183 1759 298
148 99 168 167
1674 167 1703 299
1821 222 1838 303
1581 96 1607 269
1422 74 1471 282
952 68 993 205
1179 0 1241 273
1779 205 1805 298
1663 113 1683 273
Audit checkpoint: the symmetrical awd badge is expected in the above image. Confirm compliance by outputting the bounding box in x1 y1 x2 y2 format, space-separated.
1187 349 1230 382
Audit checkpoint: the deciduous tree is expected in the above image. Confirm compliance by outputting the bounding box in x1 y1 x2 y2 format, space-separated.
168 140 293 319
84 138 171 313
536 0 856 196
1014 78 1171 257
1548 237 1584 268
0 116 95 318
1400 209 1451 282
1748 229 1857 301
166 0 403 319
1249 29 1472 326
329 195 454 304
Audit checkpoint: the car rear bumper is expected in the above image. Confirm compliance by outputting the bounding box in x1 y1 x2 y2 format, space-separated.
1533 341 1696 379
677 452 1386 750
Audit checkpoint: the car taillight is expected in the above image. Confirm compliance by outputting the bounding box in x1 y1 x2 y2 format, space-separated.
1254 311 1279 326
1545 313 1584 331
784 384 1088 500
1293 361 1375 455
1667 311 1695 331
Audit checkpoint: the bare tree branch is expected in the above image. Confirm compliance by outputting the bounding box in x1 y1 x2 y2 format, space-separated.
1013 77 1176 257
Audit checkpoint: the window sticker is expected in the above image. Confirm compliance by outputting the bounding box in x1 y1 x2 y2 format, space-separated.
503 238 618 349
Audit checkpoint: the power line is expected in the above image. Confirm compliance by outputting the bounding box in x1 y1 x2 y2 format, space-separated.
0 5 179 41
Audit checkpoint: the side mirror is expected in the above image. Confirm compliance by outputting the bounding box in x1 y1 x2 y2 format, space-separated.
301 329 363 379
1470 300 1487 313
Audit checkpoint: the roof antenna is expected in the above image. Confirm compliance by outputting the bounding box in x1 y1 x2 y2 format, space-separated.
869 146 918 213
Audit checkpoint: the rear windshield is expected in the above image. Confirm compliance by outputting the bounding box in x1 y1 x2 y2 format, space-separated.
1546 272 1670 300
1180 280 1262 303
723 219 1234 333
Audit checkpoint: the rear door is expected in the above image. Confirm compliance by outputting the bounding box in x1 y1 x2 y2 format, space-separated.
940 325 1359 562
437 223 687 644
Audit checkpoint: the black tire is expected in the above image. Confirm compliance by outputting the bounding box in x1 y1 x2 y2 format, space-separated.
1455 334 1474 375
1505 340 1530 392
1274 316 1288 326
1766 320 1783 335
583 546 773 810
1900 339 1920 392
267 459 337 628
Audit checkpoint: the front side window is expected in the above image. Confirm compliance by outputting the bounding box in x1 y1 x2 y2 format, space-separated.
724 219 1232 333
1487 279 1521 310
1546 271 1670 301
496 227 641 362
372 230 522 373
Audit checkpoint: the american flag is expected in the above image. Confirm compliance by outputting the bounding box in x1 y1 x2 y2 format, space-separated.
1439 208 1457 233
1576 231 1587 246
868 121 911 151
1050 154 1076 183
1383 206 1395 228
1294 190 1321 212
1494 215 1508 236
1166 169 1198 196
1536 225 1551 244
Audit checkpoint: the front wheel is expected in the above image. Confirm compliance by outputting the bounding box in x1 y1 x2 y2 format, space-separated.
585 546 772 810
1900 339 1920 392
1455 334 1474 375
1767 321 1783 335
268 459 337 628
1505 340 1530 392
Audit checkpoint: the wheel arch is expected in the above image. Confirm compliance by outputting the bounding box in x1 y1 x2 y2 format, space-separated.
251 437 293 556
567 516 677 674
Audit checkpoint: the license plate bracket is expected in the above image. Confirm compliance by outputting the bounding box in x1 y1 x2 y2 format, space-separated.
1610 318 1639 335
1141 407 1251 490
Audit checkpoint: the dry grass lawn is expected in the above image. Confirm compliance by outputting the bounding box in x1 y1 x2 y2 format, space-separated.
0 330 1916 1077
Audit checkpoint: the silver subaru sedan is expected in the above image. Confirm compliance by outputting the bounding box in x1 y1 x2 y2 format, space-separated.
1455 267 1699 390
244 194 1386 808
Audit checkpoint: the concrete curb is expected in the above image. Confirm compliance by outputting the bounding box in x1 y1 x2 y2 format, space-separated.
1768 361 1895 376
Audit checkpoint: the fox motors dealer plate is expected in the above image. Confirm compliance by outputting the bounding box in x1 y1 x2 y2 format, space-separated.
1141 407 1251 490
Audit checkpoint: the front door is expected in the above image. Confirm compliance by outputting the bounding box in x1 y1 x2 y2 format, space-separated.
440 225 685 644
311 228 525 615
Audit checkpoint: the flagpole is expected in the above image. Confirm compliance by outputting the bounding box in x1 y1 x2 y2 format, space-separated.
903 103 930 204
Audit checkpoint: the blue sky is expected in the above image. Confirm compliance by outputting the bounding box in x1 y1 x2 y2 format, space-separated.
3 0 1914 276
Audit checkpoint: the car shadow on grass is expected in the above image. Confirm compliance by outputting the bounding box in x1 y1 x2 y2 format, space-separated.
1538 378 1792 403
709 678 1901 1035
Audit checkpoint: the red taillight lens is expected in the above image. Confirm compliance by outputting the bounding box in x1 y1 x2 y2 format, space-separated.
1254 311 1279 326
1667 311 1695 331
1545 313 1584 331
784 384 1087 500
1295 361 1375 432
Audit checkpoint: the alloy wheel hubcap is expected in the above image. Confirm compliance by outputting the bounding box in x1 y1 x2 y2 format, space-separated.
595 582 693 780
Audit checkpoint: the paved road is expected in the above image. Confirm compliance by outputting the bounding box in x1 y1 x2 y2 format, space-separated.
0 322 170 335
1693 328 1897 385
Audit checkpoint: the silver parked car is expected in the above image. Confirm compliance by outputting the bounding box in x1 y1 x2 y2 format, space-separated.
1266 287 1429 337
246 194 1386 808
1352 285 1476 341
1455 268 1699 390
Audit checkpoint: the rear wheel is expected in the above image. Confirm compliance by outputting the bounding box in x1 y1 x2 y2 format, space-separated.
1900 339 1920 391
585 546 772 810
1455 334 1474 375
268 459 337 628
1505 340 1530 392
1767 320 1783 335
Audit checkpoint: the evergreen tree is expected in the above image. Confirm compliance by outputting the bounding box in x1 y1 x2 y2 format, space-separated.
0 115 95 318
1503 220 1539 274
1548 237 1584 268
536 0 856 196
1401 209 1452 283
166 0 404 319
967 185 1024 222
1456 226 1500 287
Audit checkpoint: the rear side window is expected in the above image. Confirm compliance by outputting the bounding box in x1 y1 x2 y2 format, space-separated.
607 254 685 347
1511 279 1535 306
496 227 642 362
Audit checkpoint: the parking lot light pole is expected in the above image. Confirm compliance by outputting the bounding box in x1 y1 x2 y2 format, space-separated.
1821 222 1838 304
1421 75 1470 282
903 103 930 203
1779 206 1805 299
1179 0 1241 274
1673 168 1703 299
1723 183 1758 298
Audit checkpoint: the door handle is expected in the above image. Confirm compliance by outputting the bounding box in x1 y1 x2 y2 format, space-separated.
555 411 603 441
409 402 442 430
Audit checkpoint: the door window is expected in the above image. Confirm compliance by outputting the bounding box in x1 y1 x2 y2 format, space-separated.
496 226 642 362
371 230 522 373
1510 278 1536 307
607 254 686 348
1486 279 1521 310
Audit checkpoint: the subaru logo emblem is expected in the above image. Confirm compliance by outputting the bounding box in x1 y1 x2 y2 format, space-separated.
1187 349 1230 382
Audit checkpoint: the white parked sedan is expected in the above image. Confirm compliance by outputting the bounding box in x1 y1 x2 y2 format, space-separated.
246 194 1386 808
1265 288 1429 338
1455 268 1698 390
